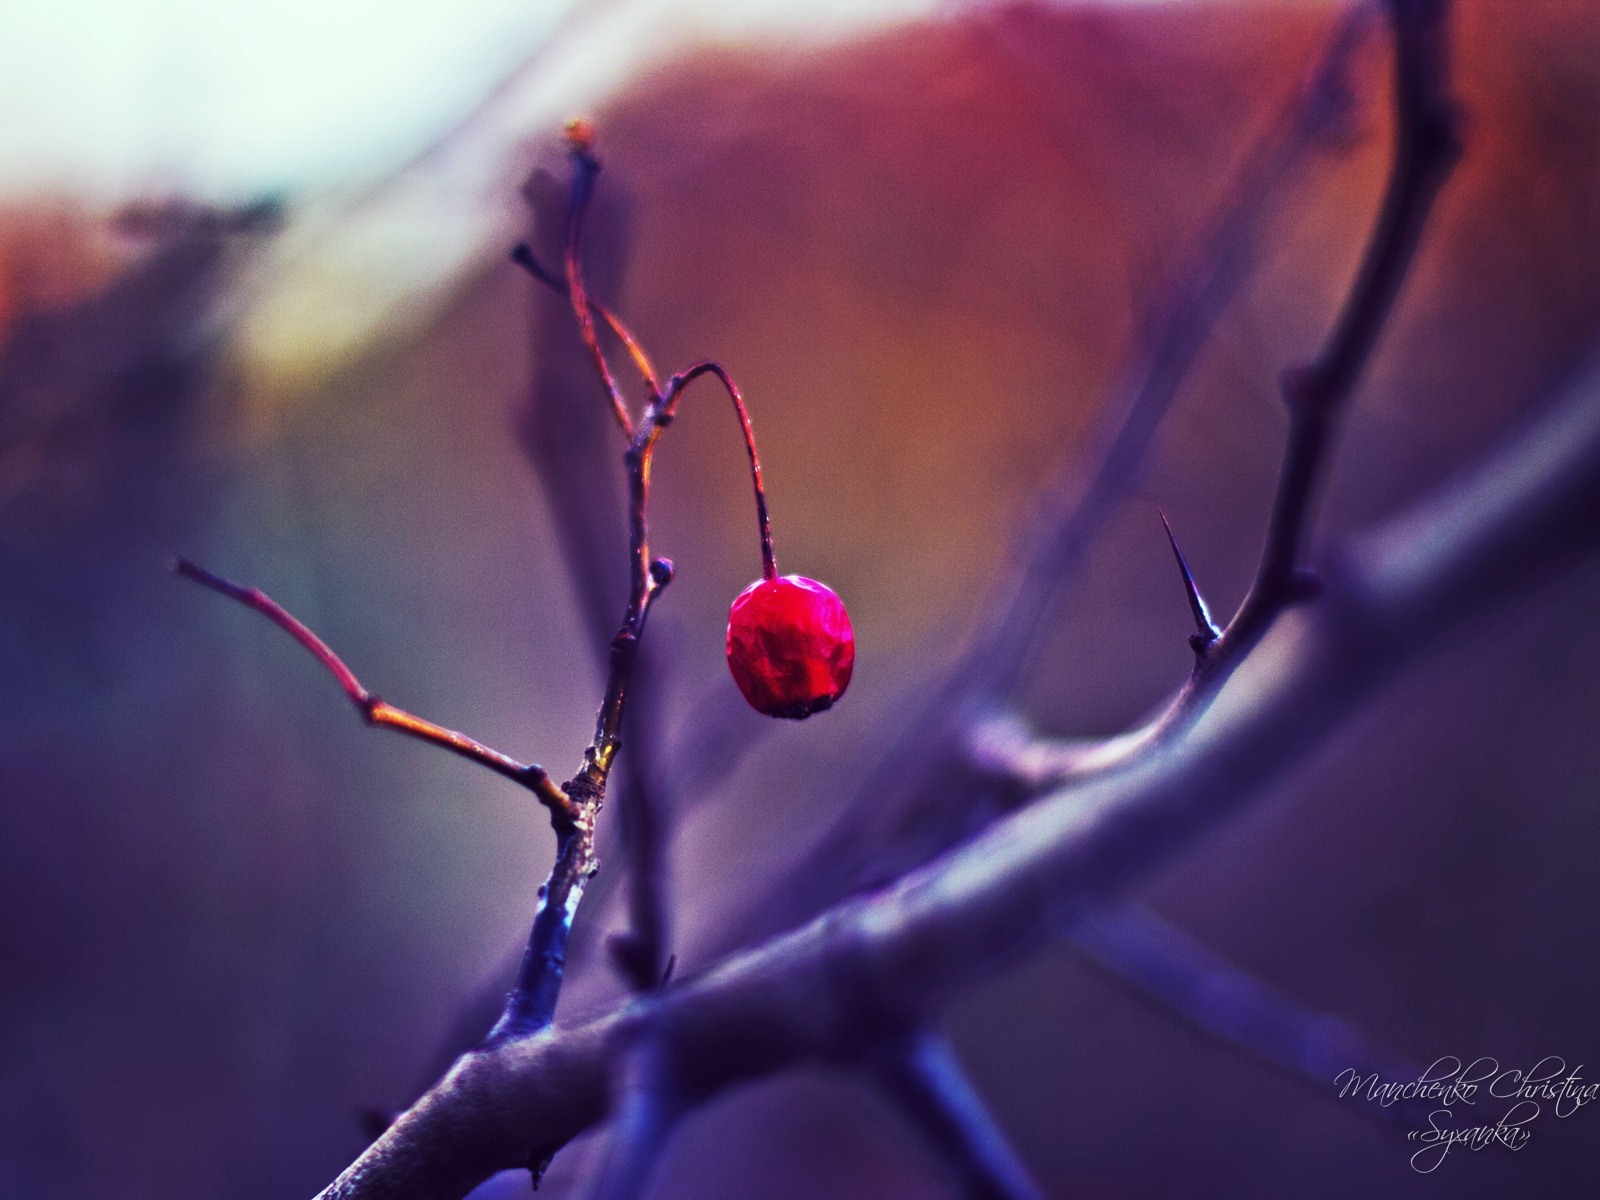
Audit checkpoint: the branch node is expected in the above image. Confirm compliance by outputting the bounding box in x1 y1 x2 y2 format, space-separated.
1278 362 1328 416
1288 569 1325 605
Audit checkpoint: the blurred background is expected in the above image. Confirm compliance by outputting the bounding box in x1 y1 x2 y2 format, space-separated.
3 0 1600 1197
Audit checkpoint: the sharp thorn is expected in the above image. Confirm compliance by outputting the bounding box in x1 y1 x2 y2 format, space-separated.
1159 509 1220 645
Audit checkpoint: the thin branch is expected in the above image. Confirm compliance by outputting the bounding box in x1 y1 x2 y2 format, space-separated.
969 0 1380 701
1072 0 1461 783
314 350 1600 1200
579 1035 683 1200
563 123 638 438
496 132 709 1040
1060 904 1433 1130
869 1031 1046 1200
511 241 662 399
171 558 574 818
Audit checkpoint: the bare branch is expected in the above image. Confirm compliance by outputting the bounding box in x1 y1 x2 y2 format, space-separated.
171 558 574 818
969 0 1380 701
494 135 684 1041
562 123 640 437
510 241 662 399
1060 905 1432 1130
1042 0 1462 794
313 347 1600 1200
869 1031 1046 1200
578 1035 683 1200
1220 0 1461 643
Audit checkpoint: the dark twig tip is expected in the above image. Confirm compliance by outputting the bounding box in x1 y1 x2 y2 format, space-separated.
1278 363 1326 415
564 117 598 158
527 1151 554 1191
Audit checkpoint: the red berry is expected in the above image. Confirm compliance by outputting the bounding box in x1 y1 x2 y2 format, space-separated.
725 575 855 719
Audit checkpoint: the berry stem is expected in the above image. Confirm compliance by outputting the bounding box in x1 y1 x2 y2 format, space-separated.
662 361 777 580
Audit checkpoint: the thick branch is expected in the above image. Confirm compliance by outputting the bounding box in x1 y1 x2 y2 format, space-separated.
314 351 1600 1200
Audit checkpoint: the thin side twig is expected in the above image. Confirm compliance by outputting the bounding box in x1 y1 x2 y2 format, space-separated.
172 558 574 817
869 1031 1047 1200
511 241 662 399
563 124 641 437
579 1034 684 1200
1060 904 1433 1130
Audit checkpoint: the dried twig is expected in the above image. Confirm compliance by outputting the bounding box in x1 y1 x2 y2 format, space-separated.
869 1031 1047 1200
171 558 574 817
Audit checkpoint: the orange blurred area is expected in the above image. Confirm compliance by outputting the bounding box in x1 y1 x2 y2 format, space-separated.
0 202 128 352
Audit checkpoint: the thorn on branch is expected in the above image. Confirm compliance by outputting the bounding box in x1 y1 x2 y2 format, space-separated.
527 1151 554 1190
1158 509 1219 650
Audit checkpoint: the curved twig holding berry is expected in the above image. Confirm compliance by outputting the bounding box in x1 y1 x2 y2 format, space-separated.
495 129 856 1049
659 361 776 582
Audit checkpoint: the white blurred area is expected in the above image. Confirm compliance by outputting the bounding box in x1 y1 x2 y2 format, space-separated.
0 0 957 389
0 0 581 201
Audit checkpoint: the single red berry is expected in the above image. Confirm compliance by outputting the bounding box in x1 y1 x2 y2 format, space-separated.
726 575 855 719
